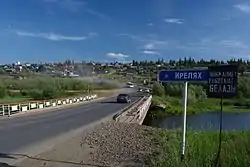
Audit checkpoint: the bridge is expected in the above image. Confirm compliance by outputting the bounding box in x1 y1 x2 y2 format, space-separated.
0 88 152 165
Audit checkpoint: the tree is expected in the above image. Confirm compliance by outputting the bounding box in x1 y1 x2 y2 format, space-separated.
239 65 247 76
152 83 165 97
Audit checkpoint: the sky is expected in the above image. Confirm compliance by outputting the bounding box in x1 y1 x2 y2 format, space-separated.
1 0 250 63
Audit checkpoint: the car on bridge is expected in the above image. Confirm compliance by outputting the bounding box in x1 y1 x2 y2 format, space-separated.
138 88 143 92
127 82 135 88
116 94 131 103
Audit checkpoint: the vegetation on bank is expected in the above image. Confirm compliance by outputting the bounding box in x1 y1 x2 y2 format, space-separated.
150 76 250 119
151 129 250 167
0 76 119 103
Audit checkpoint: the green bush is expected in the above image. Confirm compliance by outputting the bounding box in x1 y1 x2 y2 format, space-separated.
152 83 165 97
1 77 114 91
0 85 7 99
27 89 43 100
0 76 118 101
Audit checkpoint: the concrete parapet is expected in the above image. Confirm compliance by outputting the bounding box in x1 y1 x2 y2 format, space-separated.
114 95 152 125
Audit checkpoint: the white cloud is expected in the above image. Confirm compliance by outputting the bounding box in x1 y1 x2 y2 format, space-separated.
117 33 145 42
147 22 153 26
142 50 159 55
164 18 185 24
118 33 168 46
118 34 168 56
172 38 250 58
106 53 130 59
13 30 96 41
234 3 250 14
44 0 111 20
85 9 112 20
142 40 168 52
142 43 160 55
144 43 155 50
119 33 250 58
218 40 248 49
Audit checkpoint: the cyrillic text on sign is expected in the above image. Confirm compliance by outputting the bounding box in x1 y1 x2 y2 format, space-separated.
174 72 202 80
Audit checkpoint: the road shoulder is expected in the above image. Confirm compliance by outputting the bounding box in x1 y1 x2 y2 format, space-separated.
16 122 157 167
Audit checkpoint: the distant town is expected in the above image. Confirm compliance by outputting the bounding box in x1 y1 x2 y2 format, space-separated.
1 58 250 81
0 60 131 78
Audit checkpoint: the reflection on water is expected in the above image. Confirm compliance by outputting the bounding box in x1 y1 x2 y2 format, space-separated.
159 112 250 131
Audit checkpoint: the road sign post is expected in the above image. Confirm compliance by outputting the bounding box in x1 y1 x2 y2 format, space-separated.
181 81 188 160
158 66 238 162
158 69 208 160
207 65 238 98
207 65 238 166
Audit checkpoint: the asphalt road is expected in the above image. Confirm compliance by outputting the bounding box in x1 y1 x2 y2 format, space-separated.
0 90 143 165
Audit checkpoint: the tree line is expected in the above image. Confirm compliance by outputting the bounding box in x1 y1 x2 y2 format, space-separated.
152 76 250 107
132 58 250 74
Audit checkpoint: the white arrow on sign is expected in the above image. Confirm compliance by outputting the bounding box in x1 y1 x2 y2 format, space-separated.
165 74 168 79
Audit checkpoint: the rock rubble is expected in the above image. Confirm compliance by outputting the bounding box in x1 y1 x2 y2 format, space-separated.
81 121 157 167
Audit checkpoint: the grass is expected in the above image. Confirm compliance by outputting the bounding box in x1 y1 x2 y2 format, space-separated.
0 96 32 104
0 76 121 104
99 73 148 84
151 96 250 119
151 129 250 167
0 89 118 104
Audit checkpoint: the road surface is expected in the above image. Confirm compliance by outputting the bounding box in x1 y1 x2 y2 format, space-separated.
0 90 143 165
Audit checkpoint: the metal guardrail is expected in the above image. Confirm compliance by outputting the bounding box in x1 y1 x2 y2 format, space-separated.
0 94 98 117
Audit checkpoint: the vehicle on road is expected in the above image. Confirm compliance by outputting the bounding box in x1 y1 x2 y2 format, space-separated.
127 82 135 88
117 94 131 103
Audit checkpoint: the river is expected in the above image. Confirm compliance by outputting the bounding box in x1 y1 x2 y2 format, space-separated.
145 112 250 131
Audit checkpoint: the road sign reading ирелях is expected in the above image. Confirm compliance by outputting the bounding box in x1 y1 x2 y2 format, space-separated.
207 65 238 98
158 69 209 82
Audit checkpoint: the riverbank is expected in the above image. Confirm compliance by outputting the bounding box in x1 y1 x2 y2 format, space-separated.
151 96 250 119
151 129 250 167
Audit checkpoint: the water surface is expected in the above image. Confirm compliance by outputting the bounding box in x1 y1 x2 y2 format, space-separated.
159 112 250 131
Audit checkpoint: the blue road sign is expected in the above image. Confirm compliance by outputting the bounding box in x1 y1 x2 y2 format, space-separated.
158 69 209 82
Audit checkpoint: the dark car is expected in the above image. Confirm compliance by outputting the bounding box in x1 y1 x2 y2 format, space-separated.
117 94 131 103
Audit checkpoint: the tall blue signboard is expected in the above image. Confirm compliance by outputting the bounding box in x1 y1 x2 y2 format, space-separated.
158 69 209 82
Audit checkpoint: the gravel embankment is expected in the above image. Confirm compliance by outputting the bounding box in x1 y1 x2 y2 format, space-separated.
83 122 156 167
17 121 158 167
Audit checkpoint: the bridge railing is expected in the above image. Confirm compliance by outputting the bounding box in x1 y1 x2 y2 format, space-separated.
114 95 152 124
136 95 152 124
113 96 144 121
0 94 98 117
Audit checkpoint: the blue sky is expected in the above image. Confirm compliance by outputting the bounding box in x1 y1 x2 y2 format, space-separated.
1 0 250 63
